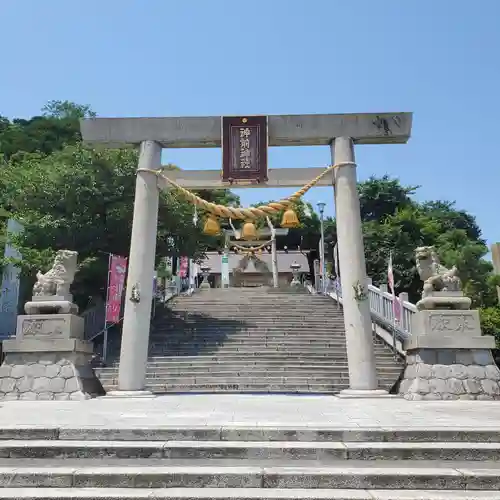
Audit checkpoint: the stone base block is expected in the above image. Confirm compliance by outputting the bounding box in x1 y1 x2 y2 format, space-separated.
416 291 472 311
410 309 483 341
105 390 155 398
16 314 84 341
25 300 78 315
337 389 393 398
0 350 105 401
399 348 500 401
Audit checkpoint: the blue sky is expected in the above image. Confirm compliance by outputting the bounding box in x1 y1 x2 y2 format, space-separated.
2 0 499 248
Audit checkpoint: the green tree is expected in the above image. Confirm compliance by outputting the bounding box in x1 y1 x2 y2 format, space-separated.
324 176 496 310
358 175 418 222
0 101 93 161
41 100 96 120
0 144 224 308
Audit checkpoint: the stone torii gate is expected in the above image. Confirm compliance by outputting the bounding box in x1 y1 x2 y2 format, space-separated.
80 112 412 398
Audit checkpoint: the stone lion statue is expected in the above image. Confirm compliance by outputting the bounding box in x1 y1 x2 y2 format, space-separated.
32 250 78 298
415 246 461 299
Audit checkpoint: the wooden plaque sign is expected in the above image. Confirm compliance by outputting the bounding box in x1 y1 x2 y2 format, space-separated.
222 116 268 184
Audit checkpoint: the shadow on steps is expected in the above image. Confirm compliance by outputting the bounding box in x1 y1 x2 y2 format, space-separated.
96 304 250 364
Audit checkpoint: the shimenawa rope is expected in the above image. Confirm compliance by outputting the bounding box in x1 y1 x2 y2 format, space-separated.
138 161 355 220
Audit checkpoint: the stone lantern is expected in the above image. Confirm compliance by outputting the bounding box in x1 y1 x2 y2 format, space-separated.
199 264 212 290
290 261 301 288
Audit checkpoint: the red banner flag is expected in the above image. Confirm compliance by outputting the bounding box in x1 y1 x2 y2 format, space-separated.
179 256 189 278
105 255 128 323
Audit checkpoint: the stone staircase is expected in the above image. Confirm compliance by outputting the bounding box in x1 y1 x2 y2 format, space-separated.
0 424 500 498
96 288 404 393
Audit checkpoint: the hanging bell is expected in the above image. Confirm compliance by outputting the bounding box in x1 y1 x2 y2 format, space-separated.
203 215 221 236
241 220 258 240
281 208 300 228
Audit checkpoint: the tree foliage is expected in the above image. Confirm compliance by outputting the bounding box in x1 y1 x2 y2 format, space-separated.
0 102 236 308
0 101 91 162
324 176 500 343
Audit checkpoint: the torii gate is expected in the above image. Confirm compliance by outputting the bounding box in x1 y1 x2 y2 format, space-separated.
80 112 412 398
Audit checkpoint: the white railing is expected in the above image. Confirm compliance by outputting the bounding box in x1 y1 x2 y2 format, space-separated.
324 278 418 356
365 281 417 339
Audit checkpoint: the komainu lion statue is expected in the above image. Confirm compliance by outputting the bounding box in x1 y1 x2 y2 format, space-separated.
415 246 461 299
32 250 78 297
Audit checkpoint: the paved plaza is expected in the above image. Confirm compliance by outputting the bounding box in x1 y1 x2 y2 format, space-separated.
1 394 500 430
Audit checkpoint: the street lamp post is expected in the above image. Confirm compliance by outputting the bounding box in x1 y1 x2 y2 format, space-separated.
317 202 326 294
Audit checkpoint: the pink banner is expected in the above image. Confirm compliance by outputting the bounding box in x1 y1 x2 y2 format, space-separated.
105 255 128 323
393 296 402 324
179 256 188 278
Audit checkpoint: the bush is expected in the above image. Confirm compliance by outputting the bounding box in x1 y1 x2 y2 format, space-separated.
480 307 500 347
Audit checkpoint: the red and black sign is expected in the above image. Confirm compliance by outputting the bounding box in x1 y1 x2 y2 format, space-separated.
222 116 268 184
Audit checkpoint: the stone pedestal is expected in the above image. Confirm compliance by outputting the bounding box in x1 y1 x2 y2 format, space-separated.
399 308 500 400
0 313 104 401
25 296 78 315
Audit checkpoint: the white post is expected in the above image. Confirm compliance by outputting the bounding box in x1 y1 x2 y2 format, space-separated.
266 217 279 288
109 140 161 396
331 137 386 397
221 249 230 289
319 214 326 293
271 239 278 288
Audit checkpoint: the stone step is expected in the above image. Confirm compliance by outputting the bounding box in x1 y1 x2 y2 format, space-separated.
143 353 397 361
150 333 349 339
145 345 356 352
2 440 500 461
174 296 331 300
99 382 395 393
148 344 390 352
146 349 376 356
151 332 348 337
143 358 393 366
99 384 346 393
156 318 343 323
170 309 339 312
149 342 359 347
170 302 341 306
172 303 333 305
2 489 499 500
165 314 344 319
118 360 400 368
96 375 399 384
168 301 343 310
97 376 379 386
142 359 390 366
96 367 402 377
96 368 403 377
156 324 346 329
144 350 394 357
8 426 500 443
155 331 350 336
0 460 498 489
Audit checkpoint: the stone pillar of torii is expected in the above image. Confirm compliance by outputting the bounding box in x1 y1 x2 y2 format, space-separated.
80 112 412 398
